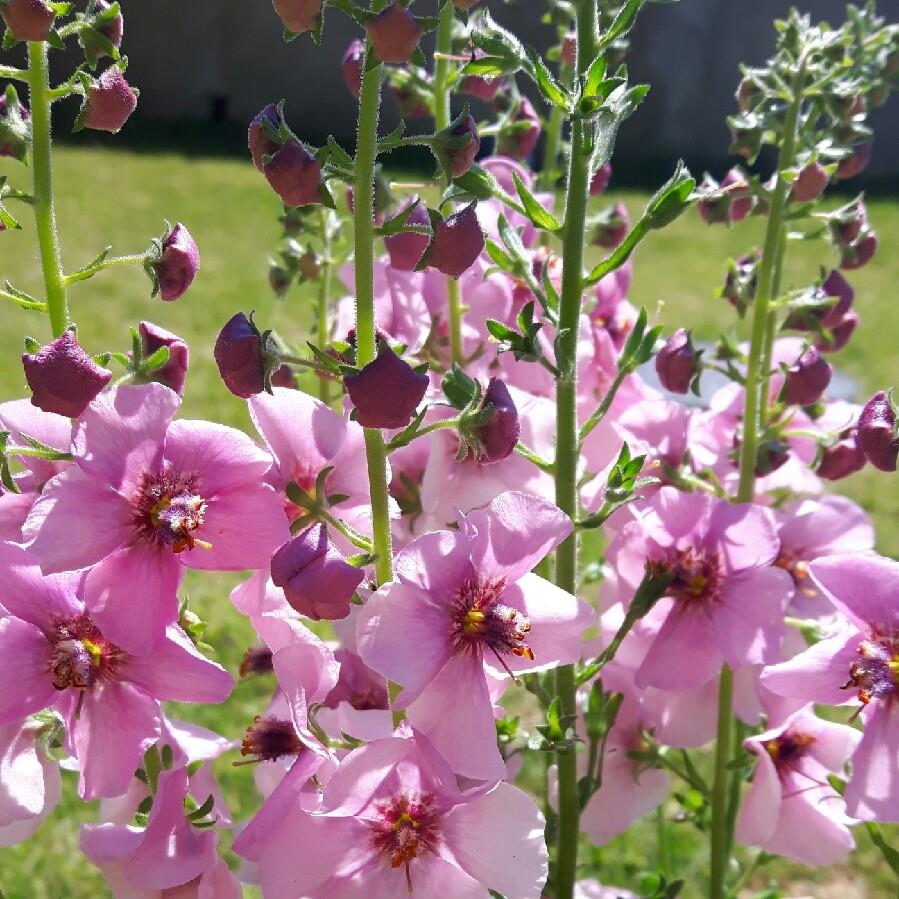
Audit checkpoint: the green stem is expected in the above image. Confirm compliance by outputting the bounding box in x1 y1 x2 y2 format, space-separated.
579 367 628 441
657 805 673 879
0 289 47 312
709 664 734 899
553 4 598 898
758 240 787 430
27 42 68 338
0 65 28 81
353 39 394 589
724 720 746 864
318 208 333 405
63 252 148 285
540 102 565 192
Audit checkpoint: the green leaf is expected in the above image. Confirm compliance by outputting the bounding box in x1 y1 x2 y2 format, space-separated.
512 171 561 232
442 364 478 410
325 135 354 170
596 0 650 56
524 46 572 111
645 159 695 229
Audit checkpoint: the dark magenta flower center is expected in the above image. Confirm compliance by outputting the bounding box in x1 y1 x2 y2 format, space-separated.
239 716 304 764
763 729 816 772
656 548 723 605
845 630 899 707
49 613 122 691
369 793 441 890
132 471 207 552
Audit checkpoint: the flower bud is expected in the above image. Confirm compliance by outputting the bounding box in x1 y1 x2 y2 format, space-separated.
836 142 872 180
815 310 858 354
341 39 364 99
461 68 504 101
736 76 763 111
264 140 322 207
473 378 520 463
80 0 124 65
497 97 541 161
271 0 322 35
138 321 189 396
268 263 292 297
271 364 297 389
423 203 484 279
856 391 898 472
819 269 854 327
655 328 699 394
592 202 630 249
839 231 878 271
698 169 752 224
0 86 30 163
783 346 831 406
791 161 828 202
590 162 612 196
270 524 363 621
392 83 430 118
248 104 281 172
1 0 55 42
214 312 281 398
81 67 138 134
722 168 752 221
817 431 866 481
439 113 480 178
385 199 430 271
146 223 199 302
344 344 429 429
561 33 577 67
22 331 111 418
366 2 423 65
721 250 759 314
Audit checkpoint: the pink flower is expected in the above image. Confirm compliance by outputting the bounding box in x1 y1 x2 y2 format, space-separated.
576 882 638 899
357 491 593 779
0 542 232 799
24 384 289 651
762 553 899 821
605 486 792 690
254 729 548 898
736 705 859 865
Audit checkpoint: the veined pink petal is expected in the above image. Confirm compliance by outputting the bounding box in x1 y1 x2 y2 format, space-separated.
0 617 57 723
394 528 475 602
0 541 81 632
0 398 72 485
766 785 855 865
0 721 61 834
635 605 722 690
707 501 780 571
735 745 780 845
339 854 487 899
844 705 899 822
809 553 899 632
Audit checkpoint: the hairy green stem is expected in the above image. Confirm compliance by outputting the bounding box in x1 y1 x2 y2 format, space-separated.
709 664 735 899
553 4 598 897
27 42 68 338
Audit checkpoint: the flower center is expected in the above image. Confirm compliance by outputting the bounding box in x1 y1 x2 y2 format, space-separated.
49 613 122 691
132 471 208 552
763 729 816 771
238 716 304 764
370 793 441 891
775 553 815 595
844 631 899 708
654 548 723 605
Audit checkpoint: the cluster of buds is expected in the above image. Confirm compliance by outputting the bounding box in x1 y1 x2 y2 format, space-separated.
697 168 753 225
825 196 878 271
784 269 858 353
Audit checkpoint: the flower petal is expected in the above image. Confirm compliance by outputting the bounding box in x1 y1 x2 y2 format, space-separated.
0 618 56 723
844 705 899 822
809 552 899 632
735 745 780 846
394 528 474 603
707 501 780 571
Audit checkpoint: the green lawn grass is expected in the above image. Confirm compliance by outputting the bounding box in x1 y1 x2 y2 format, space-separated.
0 145 896 898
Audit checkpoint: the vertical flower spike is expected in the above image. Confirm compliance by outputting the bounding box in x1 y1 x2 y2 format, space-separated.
856 390 898 472
138 321 190 396
0 0 56 42
365 2 423 64
80 67 138 134
341 39 364 99
148 223 200 301
655 328 700 394
22 330 112 418
422 203 484 278
783 345 831 406
344 344 429 429
272 0 322 35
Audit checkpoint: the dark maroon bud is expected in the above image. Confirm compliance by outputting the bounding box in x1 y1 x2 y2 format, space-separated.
754 438 790 476
590 162 612 196
1 0 55 42
497 97 541 161
817 432 866 481
81 67 138 133
263 140 322 207
240 716 304 763
0 86 30 163
820 270 854 327
270 524 364 620
815 310 858 354
832 198 867 245
271 0 322 35
592 202 630 249
452 0 481 10
270 364 297 389
341 39 364 99
836 143 872 180
385 199 431 271
791 162 828 202
344 344 429 430
560 33 577 67
248 104 281 172
214 312 280 398
424 203 484 279
721 250 760 313
22 330 112 418
366 2 423 65
392 84 431 118
148 223 199 301
441 114 480 178
139 321 189 396
839 231 878 271
856 391 898 472
783 346 831 406
655 328 700 394
474 378 520 464
239 645 274 678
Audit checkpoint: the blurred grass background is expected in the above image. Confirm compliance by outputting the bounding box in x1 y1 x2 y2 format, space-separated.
0 145 896 897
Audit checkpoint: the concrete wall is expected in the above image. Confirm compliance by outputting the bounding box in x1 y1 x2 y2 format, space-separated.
104 2 899 177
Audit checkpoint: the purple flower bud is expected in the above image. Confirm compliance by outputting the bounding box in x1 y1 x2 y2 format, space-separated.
474 378 520 464
497 97 541 161
271 0 322 35
819 270 854 327
817 432 866 481
655 328 699 394
0 87 30 163
698 169 751 224
366 2 423 65
856 391 898 472
441 114 480 178
344 345 429 430
392 84 431 118
592 202 630 249
80 0 124 64
94 0 123 49
839 231 878 271
791 162 828 202
341 39 364 99
561 33 577 67
138 321 189 396
424 203 484 279
263 140 322 208
248 104 281 172
22 331 112 418
1 0 55 42
82 67 138 134
836 142 872 181
832 199 866 245
783 346 831 406
722 168 752 221
271 524 364 621
815 310 859 354
385 199 431 271
214 312 279 399
150 223 199 302
590 162 612 196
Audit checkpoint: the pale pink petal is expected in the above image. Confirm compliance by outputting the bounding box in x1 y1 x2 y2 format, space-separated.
0 618 56 723
707 501 780 571
83 546 181 653
637 487 710 546
642 679 720 748
394 529 474 603
0 542 81 631
197 855 242 899
0 399 71 484
778 496 875 558
766 788 855 865
0 489 35 543
809 553 899 632
23 467 130 573
163 419 273 495
72 681 161 800
0 722 60 830
844 705 899 822
340 854 488 899
635 606 722 690
73 384 179 492
230 568 289 616
735 747 780 846
443 781 548 898
184 484 289 571
270 633 340 710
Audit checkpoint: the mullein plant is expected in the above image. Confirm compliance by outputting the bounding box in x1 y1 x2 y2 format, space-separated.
0 1 898 897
